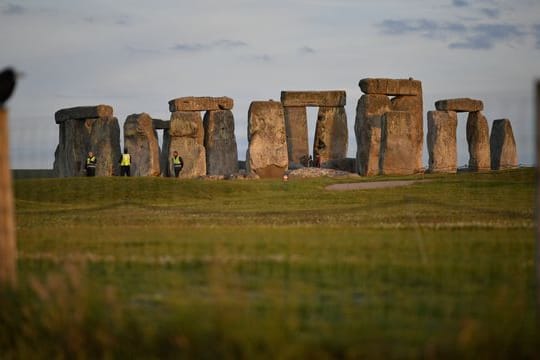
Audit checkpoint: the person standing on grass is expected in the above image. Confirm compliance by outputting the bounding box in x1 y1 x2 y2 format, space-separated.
85 151 96 177
119 147 131 177
171 150 184 177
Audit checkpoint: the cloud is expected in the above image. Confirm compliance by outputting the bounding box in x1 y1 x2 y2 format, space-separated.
452 0 469 7
449 24 524 49
2 3 26 15
299 46 316 54
379 18 527 50
480 8 500 19
534 24 540 49
247 54 272 62
171 39 248 53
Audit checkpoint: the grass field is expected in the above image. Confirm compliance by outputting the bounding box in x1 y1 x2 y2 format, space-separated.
1 168 538 358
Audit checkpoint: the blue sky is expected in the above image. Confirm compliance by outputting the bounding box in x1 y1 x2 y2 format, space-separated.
2 0 539 168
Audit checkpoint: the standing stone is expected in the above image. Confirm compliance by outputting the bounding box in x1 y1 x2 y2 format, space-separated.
124 113 161 177
53 115 120 177
355 94 392 176
313 106 348 165
168 111 206 178
203 110 239 176
160 129 171 177
391 93 424 172
427 111 458 173
490 119 518 170
379 111 416 175
246 101 288 178
284 107 309 166
466 111 491 172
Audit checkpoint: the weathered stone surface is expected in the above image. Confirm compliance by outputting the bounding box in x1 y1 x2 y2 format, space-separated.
246 101 288 178
53 117 121 177
427 111 457 173
160 129 171 176
379 111 417 175
55 105 114 124
391 93 424 172
124 113 160 176
490 119 518 170
283 106 309 166
355 95 392 176
466 111 491 171
152 119 169 129
359 78 421 96
314 106 348 165
435 98 484 112
167 111 206 177
321 158 356 173
281 91 346 107
203 110 239 176
169 111 204 144
168 96 233 112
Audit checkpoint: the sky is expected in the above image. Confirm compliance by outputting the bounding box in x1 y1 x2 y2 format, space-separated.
1 0 539 168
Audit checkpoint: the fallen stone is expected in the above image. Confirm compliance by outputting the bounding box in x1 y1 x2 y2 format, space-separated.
152 119 169 129
379 111 417 175
203 110 239 176
466 111 491 171
168 96 233 112
427 111 457 173
490 119 518 170
55 105 114 124
280 91 346 107
124 113 161 176
167 111 206 177
53 117 121 177
359 78 421 96
435 98 484 112
284 106 309 166
354 95 392 176
246 101 288 178
288 167 356 179
314 106 348 165
391 93 424 172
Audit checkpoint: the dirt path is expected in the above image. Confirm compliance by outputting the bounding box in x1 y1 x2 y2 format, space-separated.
325 180 430 191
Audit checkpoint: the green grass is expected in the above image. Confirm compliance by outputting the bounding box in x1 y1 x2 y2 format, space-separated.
1 168 538 358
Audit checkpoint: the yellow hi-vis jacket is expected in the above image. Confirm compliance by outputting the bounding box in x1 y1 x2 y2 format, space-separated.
86 156 96 167
120 154 131 166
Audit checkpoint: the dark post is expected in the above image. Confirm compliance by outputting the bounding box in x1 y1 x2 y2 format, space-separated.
0 107 17 287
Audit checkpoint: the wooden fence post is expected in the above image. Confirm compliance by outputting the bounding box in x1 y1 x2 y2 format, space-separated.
0 107 17 287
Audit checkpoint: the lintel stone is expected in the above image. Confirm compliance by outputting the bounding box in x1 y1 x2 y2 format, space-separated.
168 96 233 112
359 78 421 96
435 98 484 112
280 91 346 107
152 119 169 129
55 105 113 124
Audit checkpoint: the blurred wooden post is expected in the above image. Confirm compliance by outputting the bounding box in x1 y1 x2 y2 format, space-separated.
0 107 17 287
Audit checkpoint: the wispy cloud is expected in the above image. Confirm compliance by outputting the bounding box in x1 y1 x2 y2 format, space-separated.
534 24 540 49
480 8 500 19
171 39 248 53
2 3 26 15
449 24 524 49
379 18 527 50
246 54 272 62
299 46 316 54
452 0 469 7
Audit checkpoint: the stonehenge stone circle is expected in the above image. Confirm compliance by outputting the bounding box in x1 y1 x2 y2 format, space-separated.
246 101 288 178
203 110 239 176
169 96 233 112
379 111 417 175
281 90 348 168
466 111 491 171
435 98 484 112
355 94 391 176
168 111 206 178
490 119 518 170
124 113 161 177
355 78 423 175
314 106 348 164
427 111 458 173
53 105 120 177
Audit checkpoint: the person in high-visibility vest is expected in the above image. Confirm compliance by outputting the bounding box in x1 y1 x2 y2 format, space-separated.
85 151 97 177
119 147 131 176
171 150 184 177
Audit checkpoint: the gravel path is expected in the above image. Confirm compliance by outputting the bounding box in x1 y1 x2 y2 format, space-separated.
325 180 429 191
